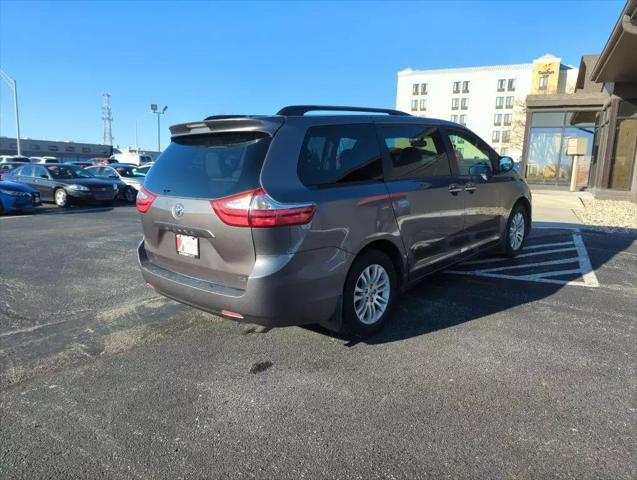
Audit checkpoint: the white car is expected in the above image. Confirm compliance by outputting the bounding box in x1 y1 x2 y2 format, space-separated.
85 164 145 202
30 156 59 164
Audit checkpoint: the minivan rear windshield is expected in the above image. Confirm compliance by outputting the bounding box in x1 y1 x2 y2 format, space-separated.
143 132 270 199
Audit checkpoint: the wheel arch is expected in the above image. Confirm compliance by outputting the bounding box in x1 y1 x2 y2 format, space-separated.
356 238 407 289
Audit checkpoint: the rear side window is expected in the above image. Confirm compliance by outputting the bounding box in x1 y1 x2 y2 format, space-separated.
144 132 270 198
18 165 34 177
379 125 451 179
298 124 383 187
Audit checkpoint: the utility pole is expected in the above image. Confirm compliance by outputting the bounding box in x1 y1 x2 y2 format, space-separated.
0 69 22 156
150 104 168 153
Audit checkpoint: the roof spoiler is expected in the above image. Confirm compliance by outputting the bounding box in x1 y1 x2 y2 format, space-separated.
276 105 410 116
170 116 284 137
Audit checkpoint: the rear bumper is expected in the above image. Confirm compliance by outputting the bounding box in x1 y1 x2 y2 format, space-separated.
137 240 351 328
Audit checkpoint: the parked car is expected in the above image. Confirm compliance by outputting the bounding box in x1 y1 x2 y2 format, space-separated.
133 162 153 176
110 149 153 165
137 105 531 336
64 161 94 168
30 156 59 164
88 157 118 165
4 163 119 207
0 155 30 163
85 164 144 202
0 180 41 214
0 162 24 180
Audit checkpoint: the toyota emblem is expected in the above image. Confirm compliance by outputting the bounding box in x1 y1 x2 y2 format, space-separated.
172 203 185 219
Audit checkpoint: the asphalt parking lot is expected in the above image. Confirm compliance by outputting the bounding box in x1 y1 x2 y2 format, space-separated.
1 205 636 479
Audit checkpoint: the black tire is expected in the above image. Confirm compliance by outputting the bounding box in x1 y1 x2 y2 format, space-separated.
54 188 69 208
124 186 136 203
503 204 529 257
342 249 397 337
0 199 4 215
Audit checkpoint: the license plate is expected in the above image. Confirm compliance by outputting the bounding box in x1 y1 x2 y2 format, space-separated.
176 234 199 258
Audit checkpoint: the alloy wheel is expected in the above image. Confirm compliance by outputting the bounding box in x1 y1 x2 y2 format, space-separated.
353 264 390 325
509 211 525 250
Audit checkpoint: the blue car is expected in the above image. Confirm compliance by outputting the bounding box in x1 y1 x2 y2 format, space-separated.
0 180 41 214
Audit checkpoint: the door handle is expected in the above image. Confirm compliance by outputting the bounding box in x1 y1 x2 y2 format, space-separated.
448 184 463 195
464 182 477 193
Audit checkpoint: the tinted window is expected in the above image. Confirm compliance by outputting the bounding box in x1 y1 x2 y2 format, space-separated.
447 130 494 176
297 124 382 187
114 166 144 178
18 165 34 177
144 132 270 198
380 125 451 179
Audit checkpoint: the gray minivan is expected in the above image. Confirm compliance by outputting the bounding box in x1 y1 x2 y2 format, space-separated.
137 106 531 335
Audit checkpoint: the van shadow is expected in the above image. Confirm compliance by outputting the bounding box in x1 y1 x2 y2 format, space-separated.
307 224 637 346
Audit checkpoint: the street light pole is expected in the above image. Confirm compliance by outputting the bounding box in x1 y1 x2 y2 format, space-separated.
0 69 22 156
150 104 168 153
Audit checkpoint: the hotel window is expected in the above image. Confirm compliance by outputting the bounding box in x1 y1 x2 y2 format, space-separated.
502 130 511 143
459 114 467 126
494 114 502 126
49 145 59 151
505 96 514 109
412 83 419 95
500 147 509 156
507 79 516 91
495 97 504 109
462 81 470 93
419 99 427 111
450 114 458 122
492 131 500 143
451 98 459 110
497 79 506 92
31 144 40 150
65 146 75 152
453 81 460 93
539 75 549 90
420 83 428 95
460 98 468 110
411 100 418 111
82 147 91 153
503 113 512 126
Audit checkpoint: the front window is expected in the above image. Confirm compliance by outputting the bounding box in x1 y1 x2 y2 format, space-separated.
447 131 494 176
47 165 93 179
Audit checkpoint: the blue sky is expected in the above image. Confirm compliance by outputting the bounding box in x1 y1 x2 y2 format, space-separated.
0 0 624 151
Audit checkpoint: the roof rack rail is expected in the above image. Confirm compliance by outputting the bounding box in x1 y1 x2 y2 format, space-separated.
276 105 410 116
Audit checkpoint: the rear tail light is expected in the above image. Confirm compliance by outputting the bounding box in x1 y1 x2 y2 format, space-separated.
211 188 316 228
136 186 156 213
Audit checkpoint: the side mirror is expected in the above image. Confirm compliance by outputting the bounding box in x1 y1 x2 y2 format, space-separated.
499 156 514 173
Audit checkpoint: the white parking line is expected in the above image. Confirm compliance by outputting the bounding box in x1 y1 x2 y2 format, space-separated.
445 229 600 288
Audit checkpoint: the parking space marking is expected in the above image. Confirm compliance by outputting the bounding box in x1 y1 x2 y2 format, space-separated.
445 230 600 288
